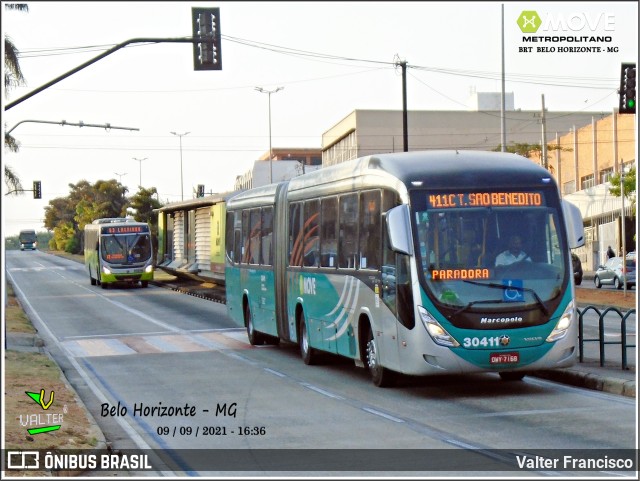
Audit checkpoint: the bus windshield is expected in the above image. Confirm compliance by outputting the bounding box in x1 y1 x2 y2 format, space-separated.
410 190 567 318
101 234 152 264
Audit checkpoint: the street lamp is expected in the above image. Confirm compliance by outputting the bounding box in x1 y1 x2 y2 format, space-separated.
132 157 147 188
170 132 190 200
255 86 284 184
114 172 127 183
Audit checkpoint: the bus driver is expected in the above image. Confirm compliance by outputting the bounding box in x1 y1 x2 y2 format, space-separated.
495 235 531 266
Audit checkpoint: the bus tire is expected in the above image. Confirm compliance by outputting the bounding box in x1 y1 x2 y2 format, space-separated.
141 281 149 288
101 281 108 289
244 303 264 346
299 312 318 365
499 371 525 381
366 329 395 387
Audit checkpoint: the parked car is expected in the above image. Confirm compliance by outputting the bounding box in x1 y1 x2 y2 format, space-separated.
594 256 636 289
571 253 583 285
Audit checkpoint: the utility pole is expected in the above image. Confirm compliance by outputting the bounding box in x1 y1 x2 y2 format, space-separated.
501 4 506 152
541 94 548 169
621 167 627 297
399 60 408 152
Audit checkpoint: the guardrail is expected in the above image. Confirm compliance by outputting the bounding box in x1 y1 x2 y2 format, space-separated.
578 305 636 370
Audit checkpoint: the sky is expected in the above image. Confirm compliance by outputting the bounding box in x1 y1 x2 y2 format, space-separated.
2 1 638 238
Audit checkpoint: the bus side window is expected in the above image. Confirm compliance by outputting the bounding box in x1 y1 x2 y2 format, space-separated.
261 207 273 266
248 208 261 265
303 200 319 267
339 194 358 269
225 211 234 263
241 210 250 264
320 197 338 268
359 190 381 270
289 202 302 267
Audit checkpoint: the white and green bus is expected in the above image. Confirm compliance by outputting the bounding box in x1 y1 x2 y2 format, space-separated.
225 151 585 386
84 218 154 289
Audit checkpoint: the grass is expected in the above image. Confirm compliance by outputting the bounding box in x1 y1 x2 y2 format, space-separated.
3 279 102 477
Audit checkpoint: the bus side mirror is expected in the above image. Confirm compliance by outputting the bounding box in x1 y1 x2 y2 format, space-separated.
562 199 585 249
386 205 414 256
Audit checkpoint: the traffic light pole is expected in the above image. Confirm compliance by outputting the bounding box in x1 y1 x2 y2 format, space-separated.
5 37 208 111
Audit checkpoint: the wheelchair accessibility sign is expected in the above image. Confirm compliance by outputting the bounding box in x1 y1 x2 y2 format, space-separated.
502 279 524 302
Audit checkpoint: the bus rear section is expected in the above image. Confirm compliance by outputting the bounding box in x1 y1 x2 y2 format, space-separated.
19 230 37 250
84 218 154 288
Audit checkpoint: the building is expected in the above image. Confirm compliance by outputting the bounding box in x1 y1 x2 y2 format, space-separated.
321 109 611 167
529 111 636 270
234 148 322 190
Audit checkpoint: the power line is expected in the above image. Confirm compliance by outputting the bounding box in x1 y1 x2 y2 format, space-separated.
16 35 620 91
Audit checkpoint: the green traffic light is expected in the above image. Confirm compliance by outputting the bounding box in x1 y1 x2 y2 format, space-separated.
628 99 636 108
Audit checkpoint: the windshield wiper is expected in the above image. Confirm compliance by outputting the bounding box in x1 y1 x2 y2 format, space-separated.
448 299 506 319
462 280 549 316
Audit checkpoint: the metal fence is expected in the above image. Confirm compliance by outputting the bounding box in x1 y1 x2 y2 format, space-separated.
578 305 636 370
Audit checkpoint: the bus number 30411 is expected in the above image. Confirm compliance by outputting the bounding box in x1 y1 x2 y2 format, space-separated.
463 337 504 348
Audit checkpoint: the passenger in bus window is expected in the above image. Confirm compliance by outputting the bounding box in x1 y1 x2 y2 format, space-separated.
495 235 532 266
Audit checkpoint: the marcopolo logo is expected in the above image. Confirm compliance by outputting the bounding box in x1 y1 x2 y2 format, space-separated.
517 11 541 33
517 10 615 33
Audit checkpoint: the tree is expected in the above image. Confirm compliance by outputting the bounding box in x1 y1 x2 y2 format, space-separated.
493 142 572 159
609 166 636 217
129 187 163 262
4 3 29 195
44 179 129 253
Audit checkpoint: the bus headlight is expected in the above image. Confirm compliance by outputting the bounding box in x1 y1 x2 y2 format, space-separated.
144 265 153 273
102 266 112 275
418 306 460 347
546 300 574 342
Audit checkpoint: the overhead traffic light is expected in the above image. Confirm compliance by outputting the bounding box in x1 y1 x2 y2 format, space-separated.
197 184 205 198
33 180 41 199
192 7 222 71
619 63 636 114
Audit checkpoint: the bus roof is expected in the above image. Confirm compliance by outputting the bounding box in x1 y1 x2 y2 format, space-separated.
288 150 556 193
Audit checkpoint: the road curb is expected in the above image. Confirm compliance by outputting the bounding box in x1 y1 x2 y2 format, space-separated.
531 368 636 398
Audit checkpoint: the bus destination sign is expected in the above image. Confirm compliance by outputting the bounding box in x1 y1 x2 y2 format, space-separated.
101 225 149 234
428 192 544 209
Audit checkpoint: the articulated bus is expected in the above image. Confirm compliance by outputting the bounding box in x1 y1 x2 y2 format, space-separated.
84 218 154 289
224 151 585 387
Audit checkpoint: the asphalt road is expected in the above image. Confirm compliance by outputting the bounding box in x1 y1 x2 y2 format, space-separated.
5 250 638 477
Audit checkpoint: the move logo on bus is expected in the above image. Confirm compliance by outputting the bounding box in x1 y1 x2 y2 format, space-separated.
299 276 316 295
20 388 65 435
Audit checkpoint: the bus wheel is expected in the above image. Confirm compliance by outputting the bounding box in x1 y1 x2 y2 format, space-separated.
499 372 525 381
141 281 149 288
366 329 395 387
101 281 108 290
299 312 317 365
244 304 264 346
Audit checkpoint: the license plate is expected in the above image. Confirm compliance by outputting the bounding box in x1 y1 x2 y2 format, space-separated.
490 352 519 364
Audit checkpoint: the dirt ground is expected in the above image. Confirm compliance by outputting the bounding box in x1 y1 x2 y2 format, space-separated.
575 285 636 310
